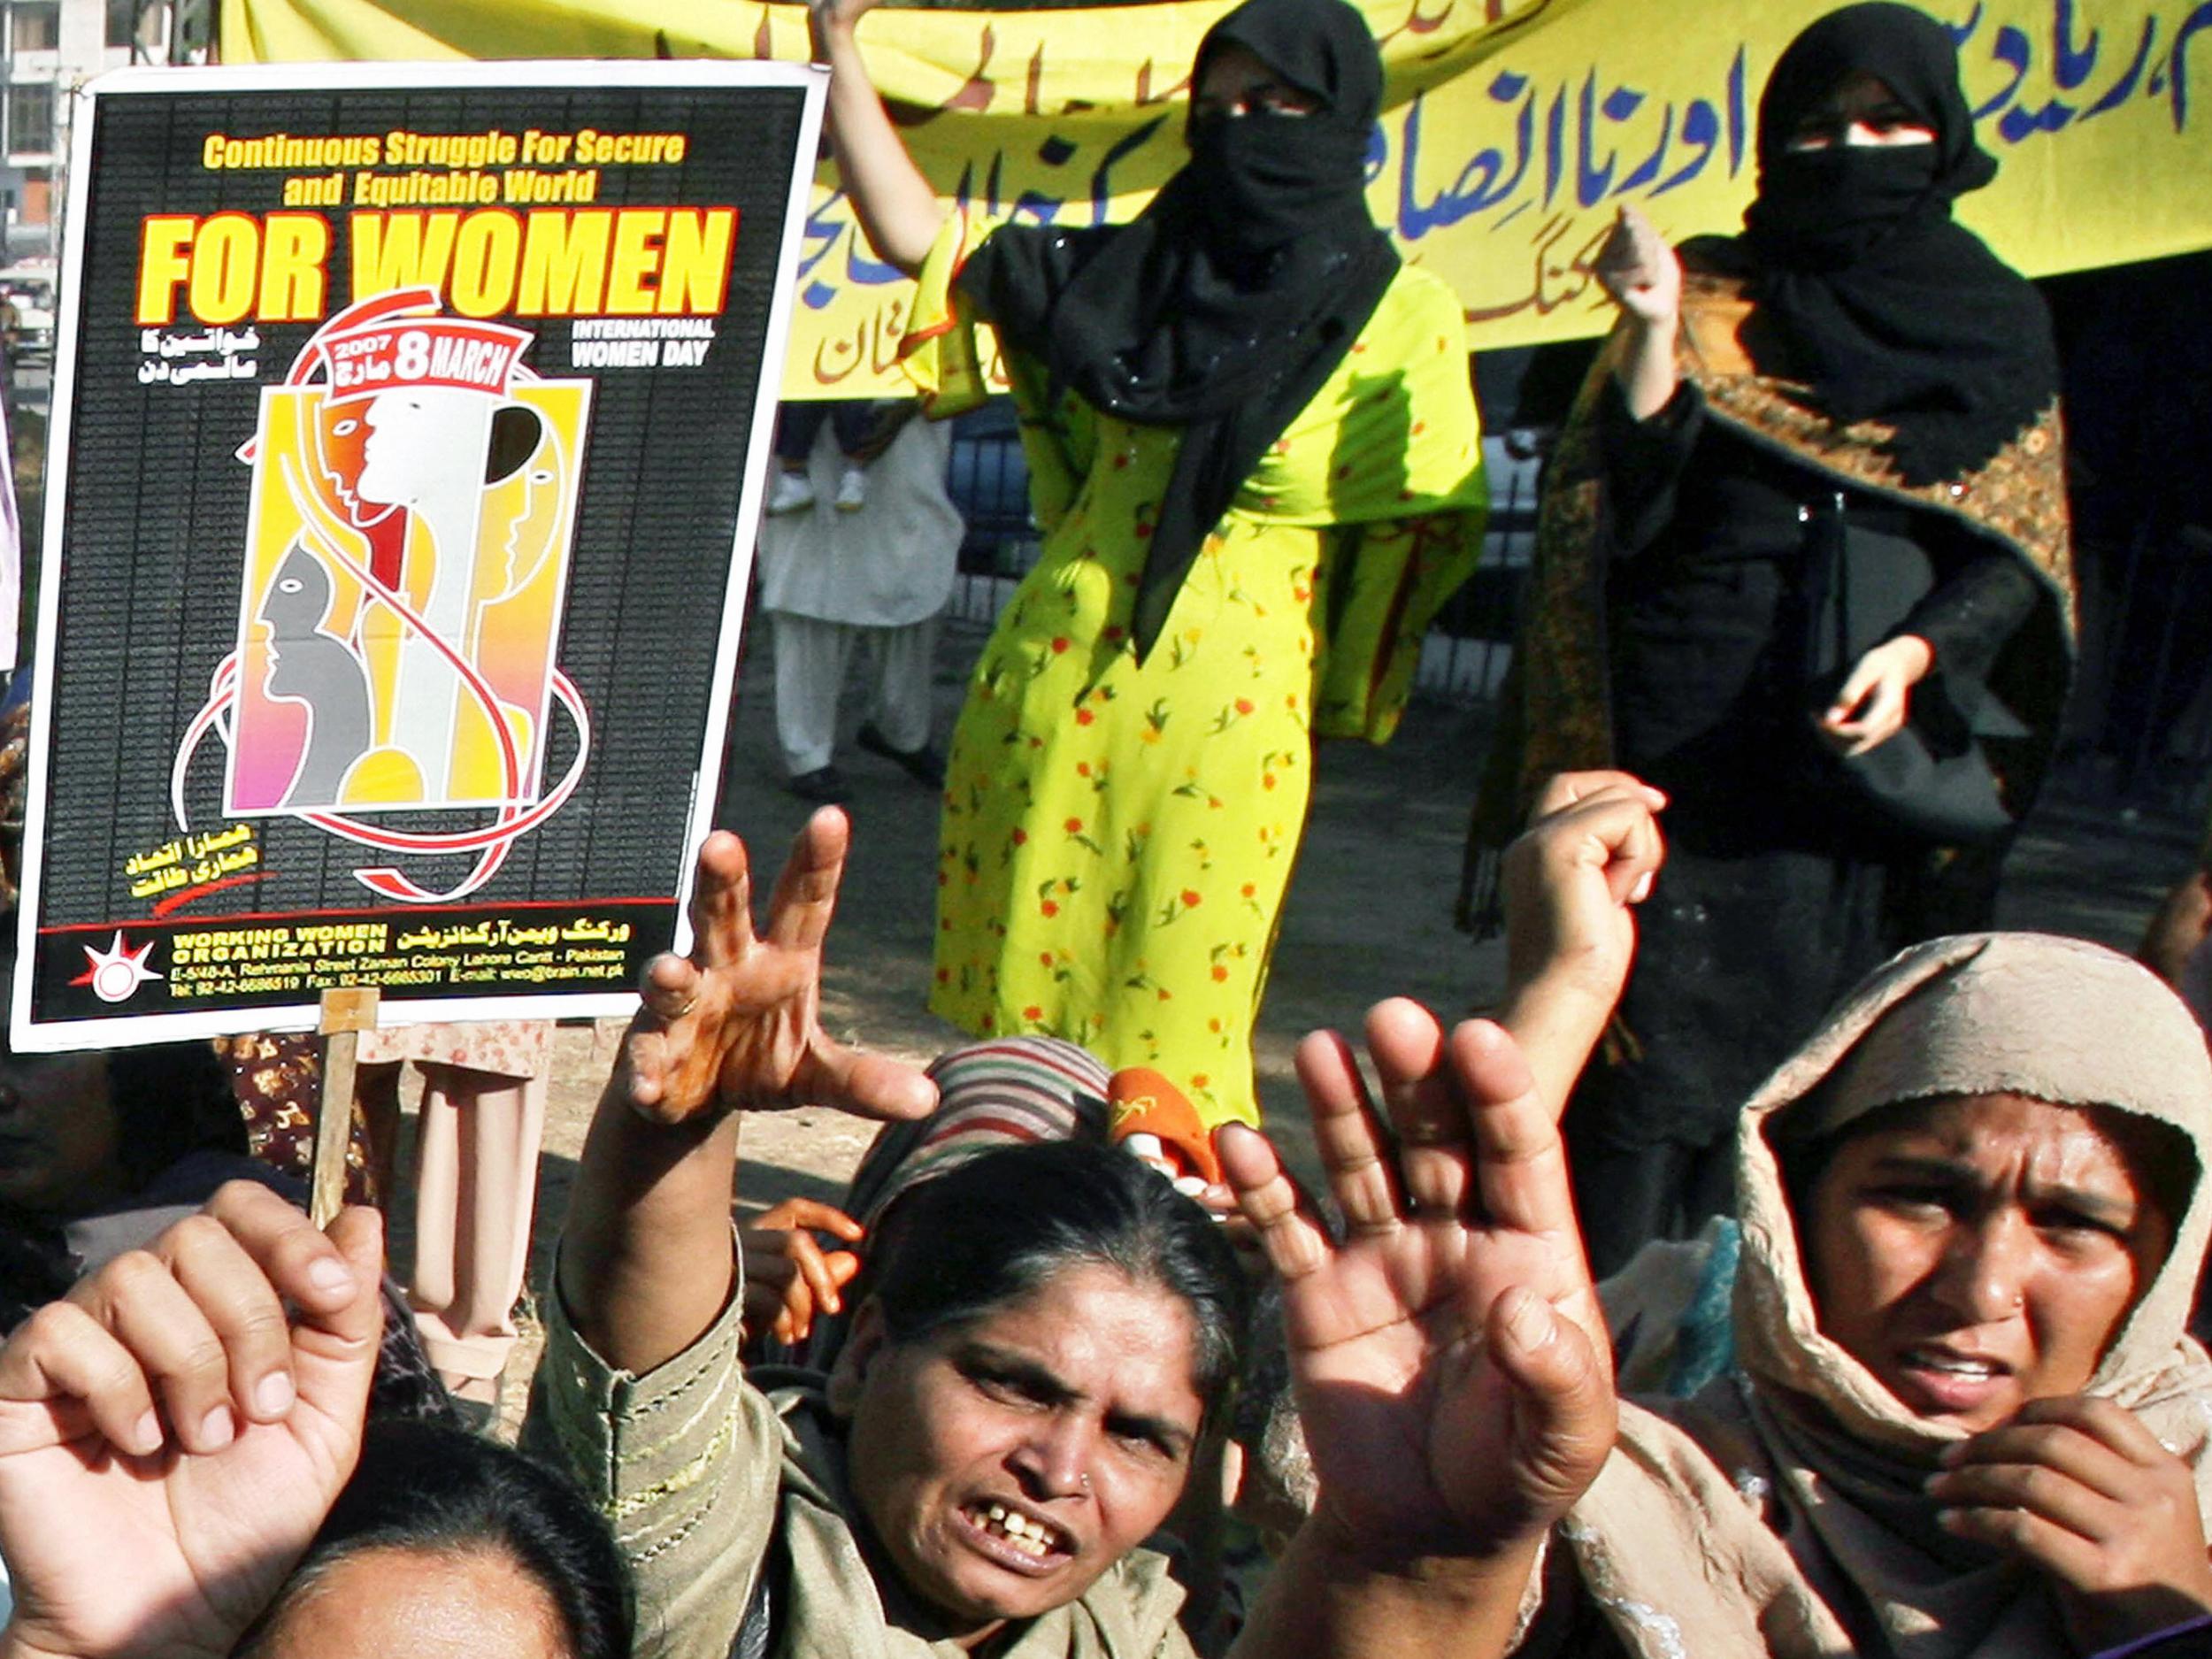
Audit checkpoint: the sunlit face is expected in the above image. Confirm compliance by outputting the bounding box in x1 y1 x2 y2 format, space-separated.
250 1544 567 1659
837 1263 1205 1636
1786 70 1938 150
0 966 122 1216
1191 42 1320 122
1802 1092 2174 1432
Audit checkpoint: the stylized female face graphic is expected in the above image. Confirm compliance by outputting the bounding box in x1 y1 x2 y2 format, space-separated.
257 542 337 699
357 388 486 508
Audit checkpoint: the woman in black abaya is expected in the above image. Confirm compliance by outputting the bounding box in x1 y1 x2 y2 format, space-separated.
1468 2 2077 1275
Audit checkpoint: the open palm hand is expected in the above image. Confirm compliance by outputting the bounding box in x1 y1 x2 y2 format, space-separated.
1219 1003 1615 1554
626 810 937 1128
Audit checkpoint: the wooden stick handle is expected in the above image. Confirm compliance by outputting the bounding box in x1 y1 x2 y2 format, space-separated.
310 987 380 1227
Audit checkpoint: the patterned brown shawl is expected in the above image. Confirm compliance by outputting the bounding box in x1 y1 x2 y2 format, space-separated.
1458 262 2077 928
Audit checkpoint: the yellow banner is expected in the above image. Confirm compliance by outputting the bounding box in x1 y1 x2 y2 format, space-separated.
226 0 2212 396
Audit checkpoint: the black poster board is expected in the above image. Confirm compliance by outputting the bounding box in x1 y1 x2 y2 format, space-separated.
14 61 823 1048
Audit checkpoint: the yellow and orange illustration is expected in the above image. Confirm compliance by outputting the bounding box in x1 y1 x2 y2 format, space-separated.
226 288 589 815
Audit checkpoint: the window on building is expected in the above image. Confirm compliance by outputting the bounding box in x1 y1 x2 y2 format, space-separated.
11 4 58 51
107 0 140 49
8 83 54 156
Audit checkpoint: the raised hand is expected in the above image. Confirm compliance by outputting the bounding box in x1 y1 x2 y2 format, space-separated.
807 0 886 54
1219 1004 1616 1555
561 816 934 1376
1504 772 1665 1013
1930 1394 2212 1653
741 1198 865 1348
1497 771 1665 1122
625 811 937 1127
1597 205 1686 419
0 1183 383 1659
1594 204 1681 329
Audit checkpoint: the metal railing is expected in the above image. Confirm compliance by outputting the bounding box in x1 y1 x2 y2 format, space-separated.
943 424 1542 704
941 416 2212 825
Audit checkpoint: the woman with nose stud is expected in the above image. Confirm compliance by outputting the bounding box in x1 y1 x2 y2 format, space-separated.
1429 776 2212 1656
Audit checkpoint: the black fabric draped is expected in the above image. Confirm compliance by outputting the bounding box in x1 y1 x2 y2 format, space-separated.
956 0 1399 657
1695 1 2057 487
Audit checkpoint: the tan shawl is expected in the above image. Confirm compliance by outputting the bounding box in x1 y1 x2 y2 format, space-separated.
1558 933 2212 1659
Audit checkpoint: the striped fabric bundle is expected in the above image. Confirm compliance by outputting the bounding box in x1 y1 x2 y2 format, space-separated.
844 1036 1114 1233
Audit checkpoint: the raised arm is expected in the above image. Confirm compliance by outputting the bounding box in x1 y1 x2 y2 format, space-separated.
808 0 948 277
557 811 936 1374
1494 771 1666 1121
1593 204 1682 420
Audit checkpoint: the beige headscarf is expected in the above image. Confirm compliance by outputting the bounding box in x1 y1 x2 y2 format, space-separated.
1557 933 2212 1659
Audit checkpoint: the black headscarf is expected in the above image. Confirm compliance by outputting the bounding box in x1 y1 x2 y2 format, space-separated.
1721 2 2057 486
957 0 1399 657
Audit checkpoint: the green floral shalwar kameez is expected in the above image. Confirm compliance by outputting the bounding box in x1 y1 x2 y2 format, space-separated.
904 212 1486 1124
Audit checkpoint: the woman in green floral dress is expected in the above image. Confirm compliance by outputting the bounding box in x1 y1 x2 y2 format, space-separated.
812 0 1486 1122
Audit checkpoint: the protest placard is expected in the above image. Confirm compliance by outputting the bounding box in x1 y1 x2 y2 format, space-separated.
12 60 824 1047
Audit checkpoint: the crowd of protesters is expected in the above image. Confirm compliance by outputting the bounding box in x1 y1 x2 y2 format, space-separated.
0 2 2211 1656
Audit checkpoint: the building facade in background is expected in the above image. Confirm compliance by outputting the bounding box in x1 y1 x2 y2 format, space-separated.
1 0 201 260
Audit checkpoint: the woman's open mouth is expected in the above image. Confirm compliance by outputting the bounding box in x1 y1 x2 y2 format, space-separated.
954 1500 1074 1576
1890 1347 2014 1415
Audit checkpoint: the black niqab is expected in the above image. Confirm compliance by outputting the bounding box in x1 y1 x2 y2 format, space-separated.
1722 2 2057 485
957 0 1399 657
